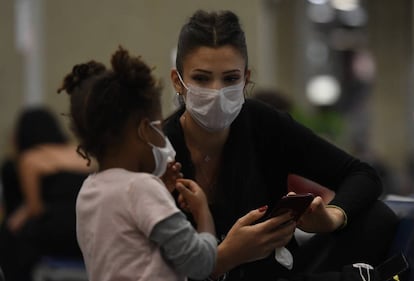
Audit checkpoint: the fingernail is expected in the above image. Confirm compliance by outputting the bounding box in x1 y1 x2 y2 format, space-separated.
258 205 268 212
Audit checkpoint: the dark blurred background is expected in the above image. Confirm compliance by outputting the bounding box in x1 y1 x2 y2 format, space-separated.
0 0 413 198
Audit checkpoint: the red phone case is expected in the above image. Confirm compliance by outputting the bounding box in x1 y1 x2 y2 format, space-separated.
267 193 315 221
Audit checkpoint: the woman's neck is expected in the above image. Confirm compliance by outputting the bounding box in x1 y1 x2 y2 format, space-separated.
180 111 228 162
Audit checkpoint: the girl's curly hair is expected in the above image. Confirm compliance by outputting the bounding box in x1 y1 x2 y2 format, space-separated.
57 46 163 165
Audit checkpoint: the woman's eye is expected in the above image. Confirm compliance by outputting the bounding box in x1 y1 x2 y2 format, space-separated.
192 75 209 83
190 74 242 86
224 76 241 84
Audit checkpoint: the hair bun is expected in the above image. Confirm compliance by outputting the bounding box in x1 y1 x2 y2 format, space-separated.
57 61 106 94
111 46 155 90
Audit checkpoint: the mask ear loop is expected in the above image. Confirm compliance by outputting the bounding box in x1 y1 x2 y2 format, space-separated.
149 120 171 150
137 119 163 146
176 71 189 90
174 71 188 107
149 120 164 137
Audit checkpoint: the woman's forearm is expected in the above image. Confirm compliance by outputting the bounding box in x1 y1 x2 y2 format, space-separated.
209 243 233 279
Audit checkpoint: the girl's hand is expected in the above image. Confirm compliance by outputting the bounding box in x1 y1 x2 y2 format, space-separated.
175 179 208 221
297 196 346 232
176 178 215 234
161 161 183 193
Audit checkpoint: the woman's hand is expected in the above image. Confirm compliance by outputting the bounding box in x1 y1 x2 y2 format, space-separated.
211 207 296 277
161 161 183 193
297 196 346 233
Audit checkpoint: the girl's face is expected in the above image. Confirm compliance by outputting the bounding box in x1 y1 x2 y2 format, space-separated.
173 45 250 93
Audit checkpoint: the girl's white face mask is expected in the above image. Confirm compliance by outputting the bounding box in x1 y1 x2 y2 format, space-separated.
177 71 245 132
148 121 176 177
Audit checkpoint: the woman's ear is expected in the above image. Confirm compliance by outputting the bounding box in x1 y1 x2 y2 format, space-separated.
171 69 184 94
245 69 251 86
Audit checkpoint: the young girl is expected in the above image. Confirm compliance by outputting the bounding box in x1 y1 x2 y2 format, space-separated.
57 46 217 281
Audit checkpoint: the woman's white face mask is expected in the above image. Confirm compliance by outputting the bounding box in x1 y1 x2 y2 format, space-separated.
177 71 245 132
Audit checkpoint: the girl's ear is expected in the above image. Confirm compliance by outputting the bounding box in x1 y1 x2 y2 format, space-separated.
137 118 151 143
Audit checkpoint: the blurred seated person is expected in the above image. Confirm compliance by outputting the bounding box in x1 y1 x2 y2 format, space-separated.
0 106 94 281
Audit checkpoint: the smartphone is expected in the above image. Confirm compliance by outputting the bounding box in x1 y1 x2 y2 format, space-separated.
266 193 315 221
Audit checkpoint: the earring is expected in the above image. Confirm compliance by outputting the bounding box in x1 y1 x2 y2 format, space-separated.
174 92 185 107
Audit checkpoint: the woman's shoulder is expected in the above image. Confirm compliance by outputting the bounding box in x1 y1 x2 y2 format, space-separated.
19 144 92 175
20 143 69 160
18 145 50 170
235 99 314 147
240 98 294 127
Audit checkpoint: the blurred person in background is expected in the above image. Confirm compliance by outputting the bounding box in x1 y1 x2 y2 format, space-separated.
0 106 93 281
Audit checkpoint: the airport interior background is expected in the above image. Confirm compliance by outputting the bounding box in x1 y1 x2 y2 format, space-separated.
0 0 413 199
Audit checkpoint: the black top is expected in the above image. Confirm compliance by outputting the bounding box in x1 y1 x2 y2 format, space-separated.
0 159 88 258
0 159 22 216
38 171 87 257
163 98 382 280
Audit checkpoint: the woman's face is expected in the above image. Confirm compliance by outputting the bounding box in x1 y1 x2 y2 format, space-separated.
173 45 250 93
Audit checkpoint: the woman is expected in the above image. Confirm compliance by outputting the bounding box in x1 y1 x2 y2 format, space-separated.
163 9 398 281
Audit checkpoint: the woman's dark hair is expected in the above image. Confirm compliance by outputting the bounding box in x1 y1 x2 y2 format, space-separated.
15 107 68 153
57 46 162 165
176 10 248 75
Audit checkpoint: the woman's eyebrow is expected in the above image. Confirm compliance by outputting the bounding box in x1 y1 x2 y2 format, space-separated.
223 69 242 74
192 69 211 74
191 69 241 75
